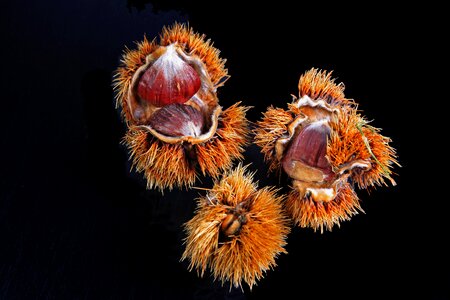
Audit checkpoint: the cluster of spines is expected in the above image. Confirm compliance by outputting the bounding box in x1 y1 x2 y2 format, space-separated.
254 68 398 232
124 104 250 191
328 107 398 188
182 165 289 289
253 106 294 173
123 128 197 191
286 182 362 232
298 68 350 105
196 102 250 178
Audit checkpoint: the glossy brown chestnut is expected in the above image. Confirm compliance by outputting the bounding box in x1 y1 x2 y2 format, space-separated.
282 121 333 182
148 103 204 137
137 46 201 107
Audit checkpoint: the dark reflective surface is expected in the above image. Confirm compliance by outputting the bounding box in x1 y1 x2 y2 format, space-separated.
1 1 446 299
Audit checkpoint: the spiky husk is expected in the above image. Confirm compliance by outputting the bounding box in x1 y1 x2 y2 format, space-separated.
254 68 353 175
113 23 228 124
298 68 351 105
196 103 250 178
328 107 398 188
124 127 197 191
182 165 290 289
253 106 293 173
160 24 228 86
286 182 362 232
113 36 157 123
124 103 250 191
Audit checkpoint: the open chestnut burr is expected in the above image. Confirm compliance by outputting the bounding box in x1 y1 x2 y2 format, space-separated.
114 24 250 191
254 68 399 232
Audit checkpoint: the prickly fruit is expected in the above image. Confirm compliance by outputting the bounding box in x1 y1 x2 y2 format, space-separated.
254 68 398 232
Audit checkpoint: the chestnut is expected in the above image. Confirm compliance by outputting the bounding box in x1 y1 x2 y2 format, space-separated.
182 165 289 289
114 23 250 191
254 68 399 232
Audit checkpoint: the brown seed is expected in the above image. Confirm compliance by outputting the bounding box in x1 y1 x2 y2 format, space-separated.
282 121 333 182
137 45 201 107
221 213 244 237
148 104 204 137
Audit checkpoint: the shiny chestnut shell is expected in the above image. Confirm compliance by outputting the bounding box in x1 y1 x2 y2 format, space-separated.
282 121 333 182
137 45 201 107
148 103 204 137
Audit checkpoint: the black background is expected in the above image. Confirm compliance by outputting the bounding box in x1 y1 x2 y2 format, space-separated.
1 1 447 299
